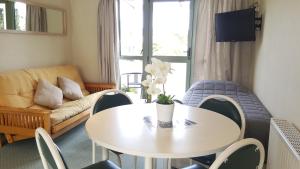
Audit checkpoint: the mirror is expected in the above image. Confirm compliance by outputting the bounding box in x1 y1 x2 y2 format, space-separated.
0 0 65 35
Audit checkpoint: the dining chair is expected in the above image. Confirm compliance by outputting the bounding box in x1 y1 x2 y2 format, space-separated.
91 89 134 168
191 94 246 168
183 138 265 169
35 128 120 169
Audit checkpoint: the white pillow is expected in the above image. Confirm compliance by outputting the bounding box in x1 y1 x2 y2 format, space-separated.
34 79 63 109
58 76 83 100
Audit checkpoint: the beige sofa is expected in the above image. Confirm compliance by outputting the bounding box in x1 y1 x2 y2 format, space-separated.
0 65 115 146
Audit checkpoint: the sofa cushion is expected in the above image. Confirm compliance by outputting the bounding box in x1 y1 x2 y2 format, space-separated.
50 97 91 125
34 79 63 109
58 76 83 100
0 70 35 108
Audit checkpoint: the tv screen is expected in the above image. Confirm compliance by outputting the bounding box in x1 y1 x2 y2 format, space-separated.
215 8 256 42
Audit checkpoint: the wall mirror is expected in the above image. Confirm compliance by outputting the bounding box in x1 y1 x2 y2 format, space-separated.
0 0 66 35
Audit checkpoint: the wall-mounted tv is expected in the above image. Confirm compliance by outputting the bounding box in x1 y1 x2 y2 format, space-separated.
215 8 256 42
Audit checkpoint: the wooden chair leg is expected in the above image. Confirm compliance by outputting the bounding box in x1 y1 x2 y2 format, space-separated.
5 134 14 143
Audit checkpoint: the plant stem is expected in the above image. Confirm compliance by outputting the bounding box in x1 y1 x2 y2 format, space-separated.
163 84 165 95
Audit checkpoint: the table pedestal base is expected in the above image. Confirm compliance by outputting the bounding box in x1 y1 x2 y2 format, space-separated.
102 147 109 160
145 157 153 169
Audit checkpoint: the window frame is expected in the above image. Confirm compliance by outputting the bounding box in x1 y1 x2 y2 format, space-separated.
118 0 195 91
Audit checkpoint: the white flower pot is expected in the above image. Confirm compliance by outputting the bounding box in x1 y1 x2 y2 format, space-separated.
156 103 174 123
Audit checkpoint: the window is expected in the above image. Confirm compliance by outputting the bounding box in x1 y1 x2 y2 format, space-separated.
0 3 6 30
119 0 194 99
14 2 26 31
0 2 26 31
120 0 143 56
152 1 190 56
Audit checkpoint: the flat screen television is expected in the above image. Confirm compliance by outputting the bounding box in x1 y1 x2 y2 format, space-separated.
215 8 256 42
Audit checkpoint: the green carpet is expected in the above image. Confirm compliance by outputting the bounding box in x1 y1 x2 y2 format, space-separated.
0 124 167 169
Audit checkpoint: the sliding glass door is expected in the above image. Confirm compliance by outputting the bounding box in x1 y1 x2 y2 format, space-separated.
119 0 194 99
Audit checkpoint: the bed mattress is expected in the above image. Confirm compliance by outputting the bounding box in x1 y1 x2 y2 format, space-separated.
182 80 272 151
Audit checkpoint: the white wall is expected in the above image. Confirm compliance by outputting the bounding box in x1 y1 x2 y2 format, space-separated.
253 0 300 129
69 0 100 83
0 0 71 72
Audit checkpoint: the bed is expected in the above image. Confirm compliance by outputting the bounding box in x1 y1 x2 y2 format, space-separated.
182 80 272 151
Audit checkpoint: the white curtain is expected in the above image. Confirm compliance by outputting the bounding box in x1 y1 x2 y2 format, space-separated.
97 0 120 85
26 5 47 32
193 0 255 89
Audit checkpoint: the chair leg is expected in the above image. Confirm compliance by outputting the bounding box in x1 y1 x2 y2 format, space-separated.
92 141 96 164
0 136 3 148
192 159 209 169
117 154 122 168
134 156 137 169
168 158 172 169
5 134 13 143
152 158 157 169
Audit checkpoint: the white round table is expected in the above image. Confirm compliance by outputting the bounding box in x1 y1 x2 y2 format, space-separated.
85 103 240 169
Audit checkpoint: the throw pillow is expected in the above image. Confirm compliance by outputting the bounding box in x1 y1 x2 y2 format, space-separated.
34 79 63 109
58 76 83 100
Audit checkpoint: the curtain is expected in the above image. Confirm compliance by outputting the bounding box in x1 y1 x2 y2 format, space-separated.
26 5 47 32
192 0 255 89
97 0 120 85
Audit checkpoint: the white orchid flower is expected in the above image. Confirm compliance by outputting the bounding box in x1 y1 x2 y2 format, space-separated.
143 59 174 104
147 83 161 95
160 62 172 76
141 75 152 87
151 58 163 65
154 75 167 84
145 64 155 74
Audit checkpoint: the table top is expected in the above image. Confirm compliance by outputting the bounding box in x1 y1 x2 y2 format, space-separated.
85 103 240 158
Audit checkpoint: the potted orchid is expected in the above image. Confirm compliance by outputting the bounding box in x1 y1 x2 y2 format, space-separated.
142 58 174 123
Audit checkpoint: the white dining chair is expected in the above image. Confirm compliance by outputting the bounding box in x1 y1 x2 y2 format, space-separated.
35 128 120 169
183 138 265 169
191 94 246 168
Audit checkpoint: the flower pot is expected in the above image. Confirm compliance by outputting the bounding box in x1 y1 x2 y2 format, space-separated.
156 103 174 123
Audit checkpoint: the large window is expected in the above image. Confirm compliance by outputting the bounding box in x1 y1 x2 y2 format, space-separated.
119 0 194 99
120 0 143 57
152 1 190 56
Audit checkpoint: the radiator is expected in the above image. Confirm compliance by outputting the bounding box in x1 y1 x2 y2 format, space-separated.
267 118 300 169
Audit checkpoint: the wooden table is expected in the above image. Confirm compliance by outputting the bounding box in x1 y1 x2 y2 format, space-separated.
85 103 240 169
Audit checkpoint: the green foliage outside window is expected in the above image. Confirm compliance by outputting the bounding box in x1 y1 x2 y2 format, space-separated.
15 8 20 30
0 8 4 29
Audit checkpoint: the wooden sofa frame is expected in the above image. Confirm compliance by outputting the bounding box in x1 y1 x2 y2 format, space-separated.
0 83 115 147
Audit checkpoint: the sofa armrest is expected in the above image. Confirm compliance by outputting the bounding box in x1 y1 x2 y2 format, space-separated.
84 82 116 93
0 106 51 134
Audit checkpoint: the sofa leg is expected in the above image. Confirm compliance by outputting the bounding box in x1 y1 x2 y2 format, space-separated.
5 134 14 143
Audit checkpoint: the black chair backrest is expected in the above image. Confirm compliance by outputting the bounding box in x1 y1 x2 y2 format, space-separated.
37 132 69 169
200 98 242 128
93 93 132 114
219 144 260 169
